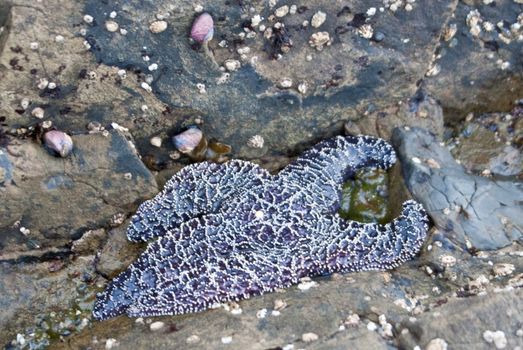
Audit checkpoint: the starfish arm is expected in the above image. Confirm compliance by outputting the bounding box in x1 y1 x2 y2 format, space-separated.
277 136 397 212
296 200 429 275
93 214 297 320
127 160 270 242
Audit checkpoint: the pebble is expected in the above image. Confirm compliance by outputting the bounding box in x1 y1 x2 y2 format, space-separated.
38 78 49 89
221 336 233 344
31 107 45 119
148 63 158 71
105 338 119 349
373 31 385 42
16 334 25 346
311 11 326 28
275 5 289 17
256 308 267 318
297 278 318 290
83 14 94 24
345 314 360 326
251 15 262 26
426 338 448 350
30 42 39 50
273 298 287 311
48 82 57 90
173 128 203 154
141 82 152 92
298 82 308 94
149 20 168 33
186 335 200 344
483 330 507 349
301 332 319 342
278 78 293 88
367 321 378 331
191 13 214 43
105 20 119 32
117 69 127 78
150 137 162 148
149 321 165 331
367 7 377 16
20 98 30 110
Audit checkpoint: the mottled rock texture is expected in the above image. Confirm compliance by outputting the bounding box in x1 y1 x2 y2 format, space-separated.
0 131 158 253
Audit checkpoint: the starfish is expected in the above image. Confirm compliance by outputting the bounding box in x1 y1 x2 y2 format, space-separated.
93 135 429 320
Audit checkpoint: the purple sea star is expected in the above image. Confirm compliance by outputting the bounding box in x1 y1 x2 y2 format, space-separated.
93 135 429 320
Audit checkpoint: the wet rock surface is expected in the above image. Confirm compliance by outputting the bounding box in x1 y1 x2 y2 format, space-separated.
392 126 522 251
0 0 522 349
424 0 523 122
0 0 458 160
448 106 523 178
0 131 158 253
398 290 523 350
1 255 98 347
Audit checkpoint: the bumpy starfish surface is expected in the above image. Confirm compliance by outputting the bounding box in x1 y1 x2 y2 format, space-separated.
93 135 428 320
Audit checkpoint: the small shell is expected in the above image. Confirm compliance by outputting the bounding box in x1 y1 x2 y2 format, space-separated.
105 20 119 32
191 13 214 43
172 128 203 154
149 20 168 33
44 130 73 157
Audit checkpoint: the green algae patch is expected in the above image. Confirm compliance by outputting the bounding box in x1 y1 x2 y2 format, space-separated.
339 168 391 224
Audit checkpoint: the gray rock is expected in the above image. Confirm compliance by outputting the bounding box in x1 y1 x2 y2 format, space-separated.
79 0 455 157
392 126 523 250
347 90 445 140
95 220 144 279
398 289 523 350
0 131 158 253
0 255 97 345
424 0 523 122
71 228 106 255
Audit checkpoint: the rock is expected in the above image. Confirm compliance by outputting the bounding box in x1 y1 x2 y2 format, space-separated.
0 255 97 345
0 131 158 253
95 220 144 278
449 109 522 177
76 0 456 157
398 290 523 350
71 228 106 254
349 90 445 142
0 1 10 54
392 127 522 250
423 0 523 122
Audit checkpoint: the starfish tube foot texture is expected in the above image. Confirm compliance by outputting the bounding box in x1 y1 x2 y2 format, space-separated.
93 135 429 320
